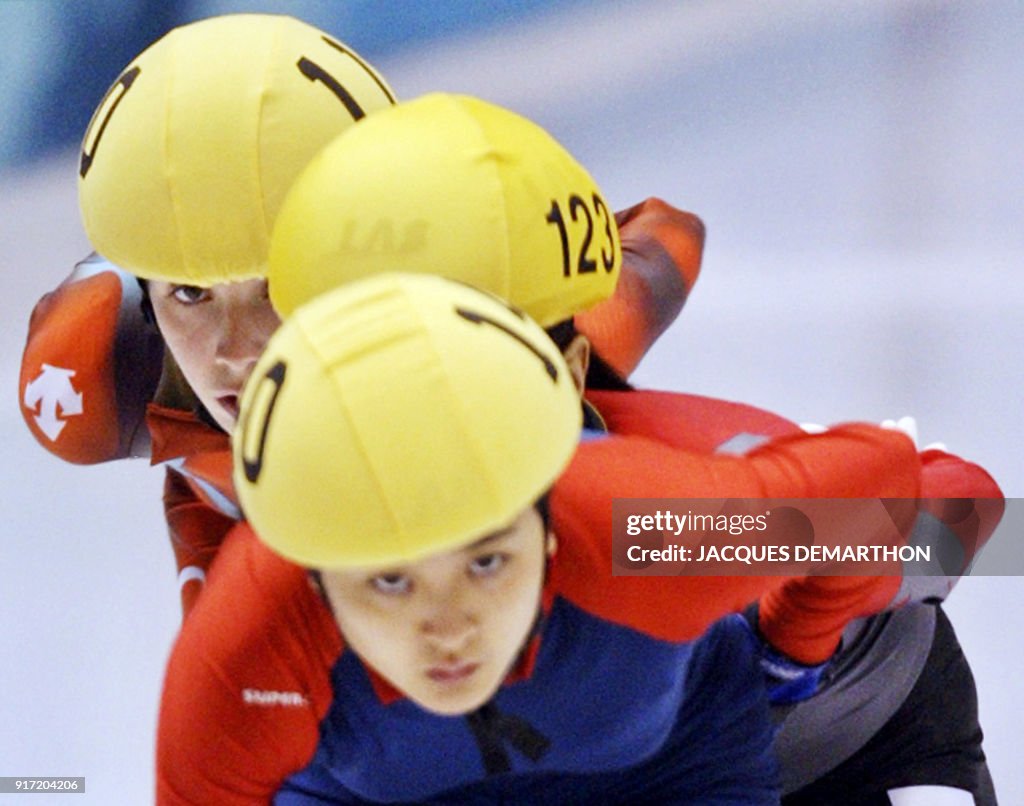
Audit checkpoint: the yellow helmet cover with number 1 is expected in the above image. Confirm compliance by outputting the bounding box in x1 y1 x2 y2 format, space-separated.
77 13 395 285
233 272 582 569
268 92 621 328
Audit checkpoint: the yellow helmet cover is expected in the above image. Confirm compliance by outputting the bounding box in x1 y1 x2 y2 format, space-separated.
78 13 395 285
234 272 582 568
269 93 621 327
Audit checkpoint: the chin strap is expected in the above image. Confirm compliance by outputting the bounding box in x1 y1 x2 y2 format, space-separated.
464 702 551 775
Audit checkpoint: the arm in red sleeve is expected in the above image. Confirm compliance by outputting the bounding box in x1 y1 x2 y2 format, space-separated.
19 253 162 463
550 424 920 654
163 468 237 618
148 407 240 617
575 198 704 377
589 388 1006 657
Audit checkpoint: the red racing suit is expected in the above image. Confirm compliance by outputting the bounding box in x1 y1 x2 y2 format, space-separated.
156 412 931 804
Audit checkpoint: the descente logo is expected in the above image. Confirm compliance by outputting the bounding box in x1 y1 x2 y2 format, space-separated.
242 688 308 707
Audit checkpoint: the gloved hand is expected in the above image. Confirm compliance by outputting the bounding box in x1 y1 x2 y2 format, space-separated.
803 414 947 452
732 610 830 706
880 414 948 452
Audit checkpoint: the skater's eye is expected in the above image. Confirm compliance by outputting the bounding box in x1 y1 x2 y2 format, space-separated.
469 553 508 578
370 573 412 596
170 285 211 305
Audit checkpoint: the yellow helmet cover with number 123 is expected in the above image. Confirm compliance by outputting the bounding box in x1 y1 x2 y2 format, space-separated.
269 92 621 327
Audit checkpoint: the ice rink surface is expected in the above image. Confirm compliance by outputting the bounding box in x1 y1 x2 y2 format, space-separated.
2 2 1021 803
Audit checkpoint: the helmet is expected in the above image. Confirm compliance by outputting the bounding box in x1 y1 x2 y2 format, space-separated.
269 92 621 327
77 13 395 285
233 272 582 568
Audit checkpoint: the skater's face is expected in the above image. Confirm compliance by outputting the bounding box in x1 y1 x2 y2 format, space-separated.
320 505 554 716
149 279 281 432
